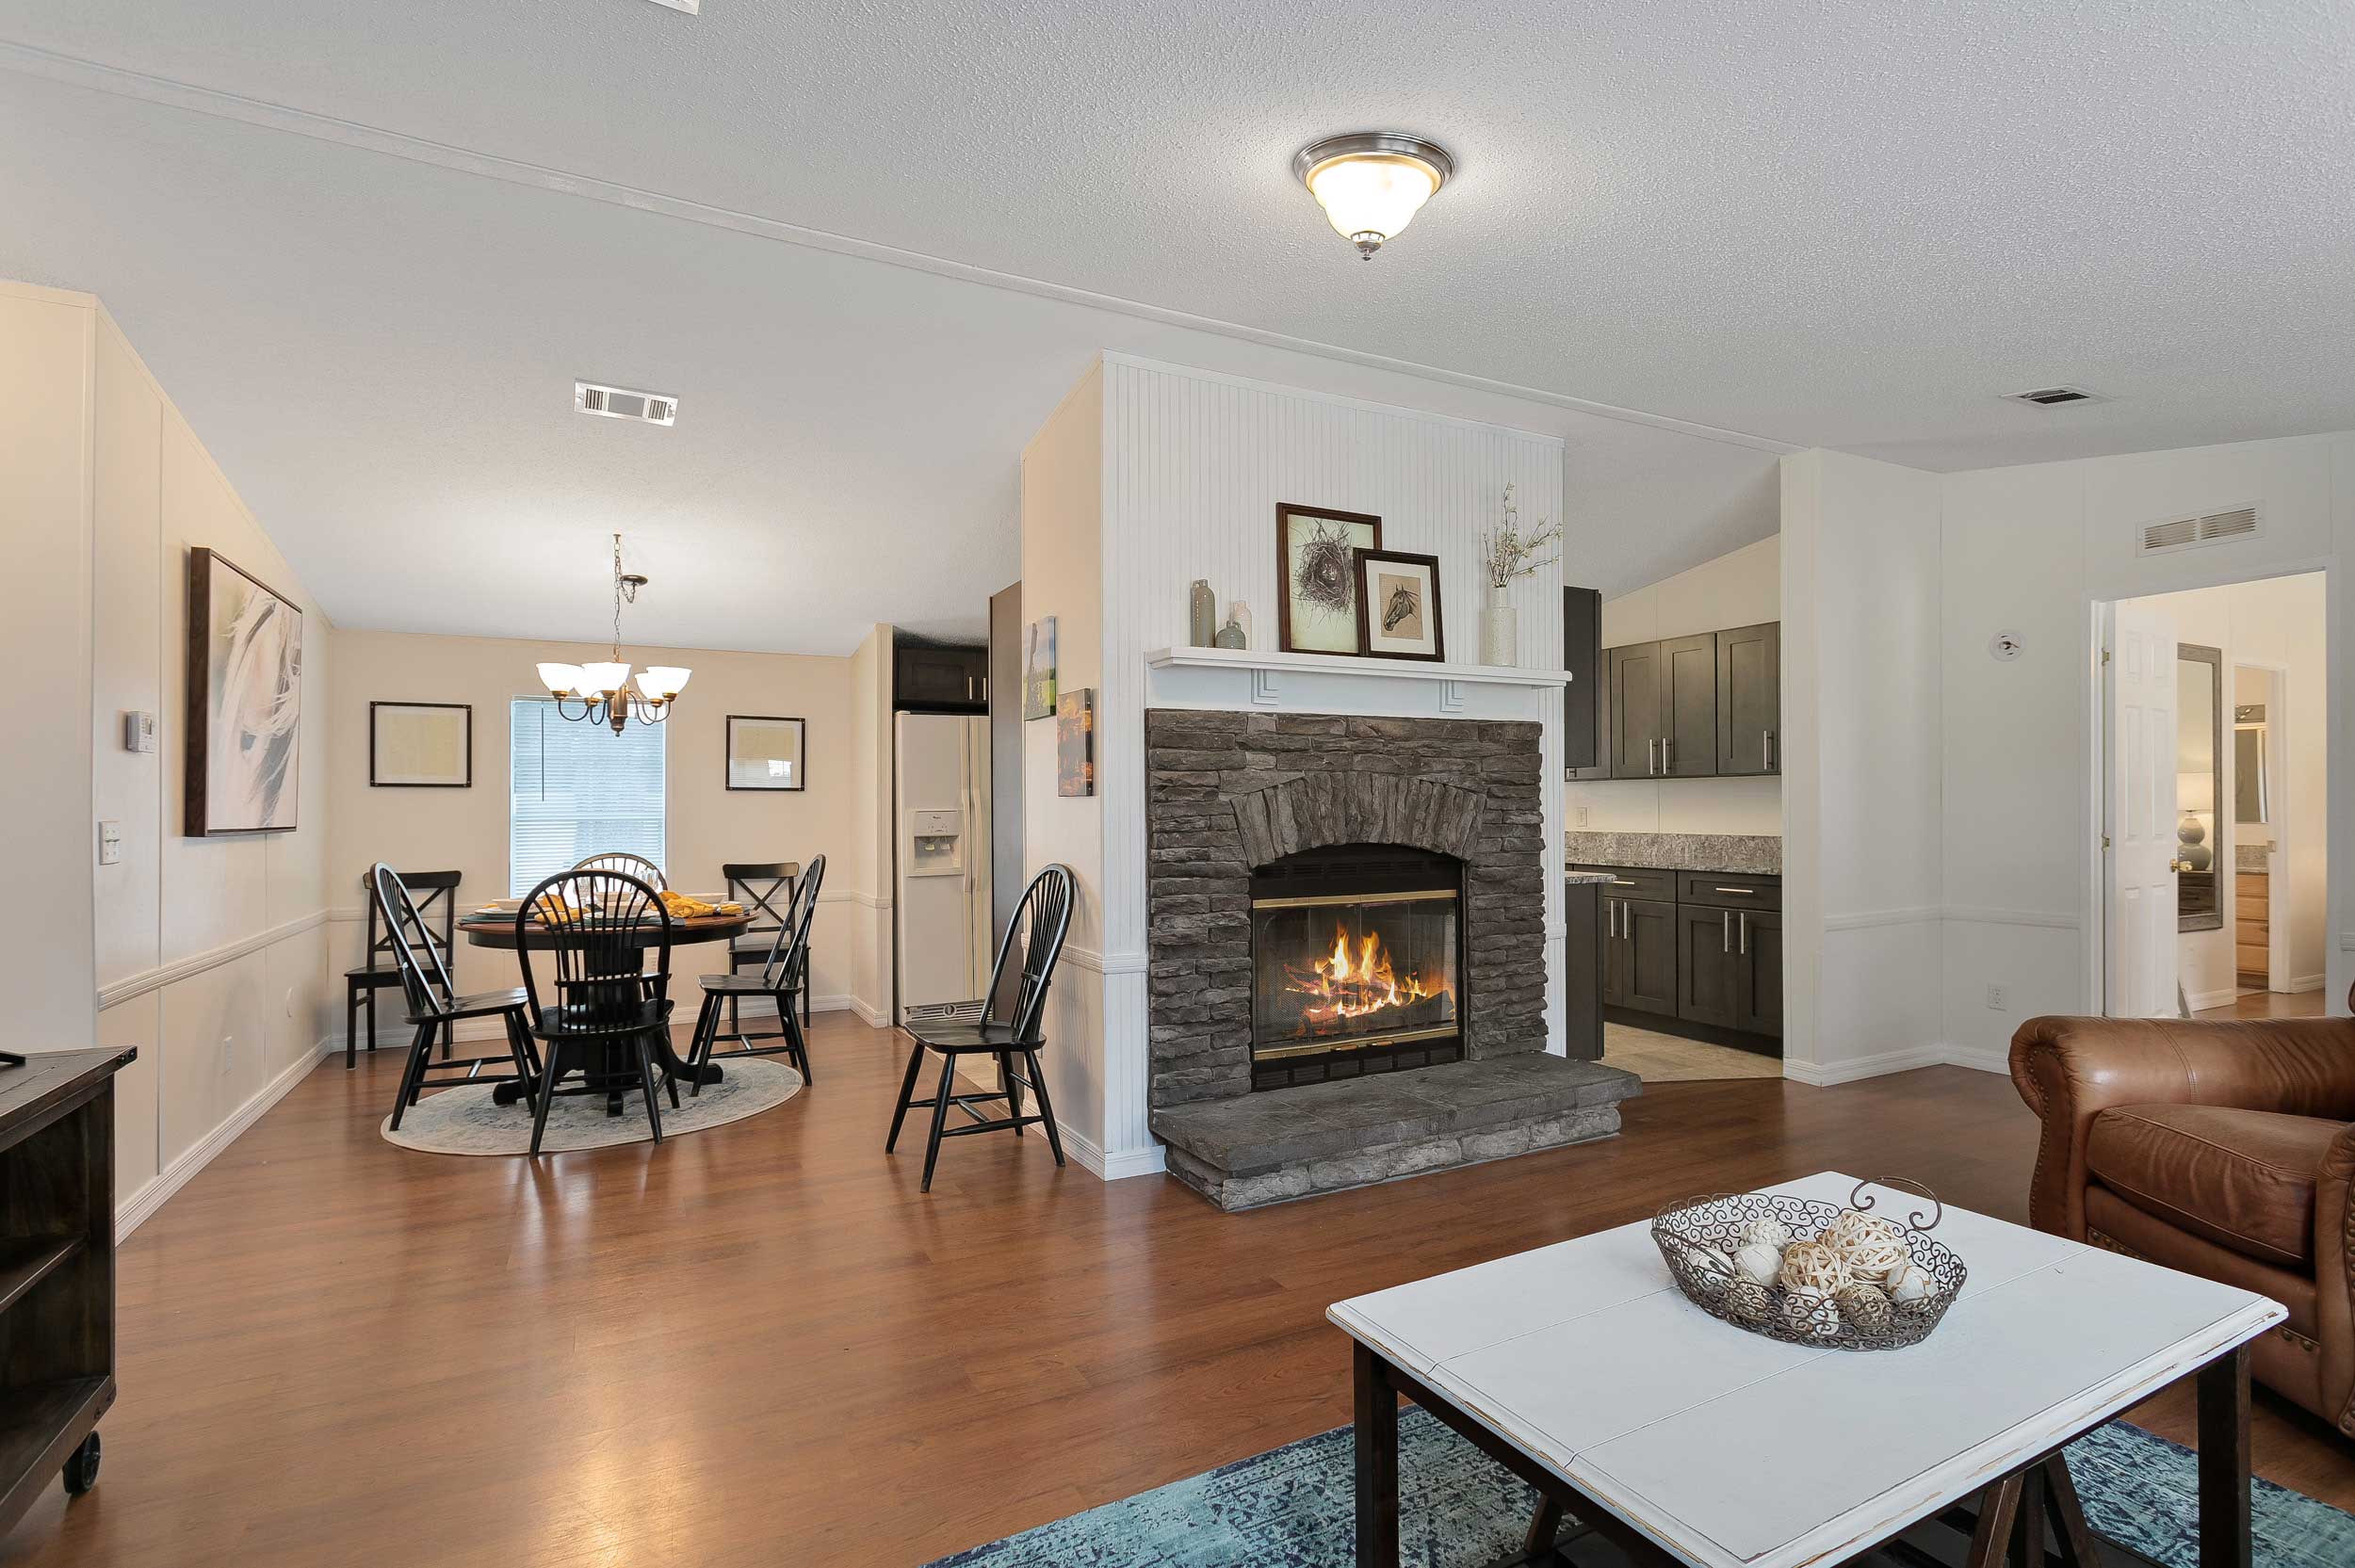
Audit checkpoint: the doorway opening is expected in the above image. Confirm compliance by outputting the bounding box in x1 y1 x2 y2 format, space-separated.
2097 569 2328 1021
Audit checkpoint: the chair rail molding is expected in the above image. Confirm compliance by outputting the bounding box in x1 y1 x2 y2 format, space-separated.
96 908 331 1011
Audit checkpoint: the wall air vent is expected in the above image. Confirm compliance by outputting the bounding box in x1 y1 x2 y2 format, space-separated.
2001 385 2108 408
575 380 677 427
2137 505 2262 557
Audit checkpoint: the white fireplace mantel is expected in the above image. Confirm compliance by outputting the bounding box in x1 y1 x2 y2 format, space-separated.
1143 645 1567 720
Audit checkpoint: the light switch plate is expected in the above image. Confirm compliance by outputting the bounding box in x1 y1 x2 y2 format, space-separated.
97 820 122 865
122 710 157 752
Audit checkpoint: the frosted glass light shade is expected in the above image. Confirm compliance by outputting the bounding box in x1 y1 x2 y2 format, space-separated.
538 662 585 696
578 661 632 697
1307 155 1438 248
637 666 692 700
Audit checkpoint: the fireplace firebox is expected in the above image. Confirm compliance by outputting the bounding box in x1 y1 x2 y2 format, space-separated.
1247 844 1464 1091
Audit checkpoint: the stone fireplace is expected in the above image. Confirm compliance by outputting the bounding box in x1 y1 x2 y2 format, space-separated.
1144 707 1636 1208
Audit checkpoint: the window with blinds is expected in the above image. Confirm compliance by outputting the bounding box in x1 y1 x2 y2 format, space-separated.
510 699 667 895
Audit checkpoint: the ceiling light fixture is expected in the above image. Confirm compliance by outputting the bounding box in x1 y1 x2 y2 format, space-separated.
1292 133 1454 260
536 534 691 735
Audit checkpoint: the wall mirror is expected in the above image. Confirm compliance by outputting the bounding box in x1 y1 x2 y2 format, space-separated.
2233 702 2269 826
2175 642 2222 931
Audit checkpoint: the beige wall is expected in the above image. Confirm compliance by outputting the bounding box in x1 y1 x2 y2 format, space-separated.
844 623 895 1021
1570 534 1784 836
325 628 885 1020
0 281 336 1224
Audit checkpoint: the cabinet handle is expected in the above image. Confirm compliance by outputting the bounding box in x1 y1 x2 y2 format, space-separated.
1740 913 1750 956
1713 886 1756 896
1611 878 1639 887
1665 736 1674 772
966 675 974 701
1648 738 1659 776
980 673 988 703
1763 729 1774 770
1722 911 1731 952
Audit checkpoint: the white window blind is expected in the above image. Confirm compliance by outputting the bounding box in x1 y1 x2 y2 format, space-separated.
510 699 666 896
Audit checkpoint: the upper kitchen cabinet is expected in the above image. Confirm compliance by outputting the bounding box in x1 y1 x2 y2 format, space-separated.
1715 621 1780 775
894 641 990 713
1609 634 1718 777
1564 587 1606 779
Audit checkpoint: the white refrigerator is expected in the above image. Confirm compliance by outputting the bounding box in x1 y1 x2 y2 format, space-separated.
894 712 993 1023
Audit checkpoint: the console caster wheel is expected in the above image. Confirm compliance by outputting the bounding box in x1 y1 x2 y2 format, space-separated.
62 1431 100 1495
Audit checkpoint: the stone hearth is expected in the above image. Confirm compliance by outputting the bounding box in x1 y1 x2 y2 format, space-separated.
1143 708 1637 1209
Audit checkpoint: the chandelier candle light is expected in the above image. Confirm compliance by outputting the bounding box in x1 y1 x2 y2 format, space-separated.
536 534 691 735
1475 483 1563 667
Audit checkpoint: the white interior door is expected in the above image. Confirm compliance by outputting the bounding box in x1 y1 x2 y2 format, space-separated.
2103 602 2181 1016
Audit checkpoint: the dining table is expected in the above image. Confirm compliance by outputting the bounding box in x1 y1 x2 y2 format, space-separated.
458 899 757 1111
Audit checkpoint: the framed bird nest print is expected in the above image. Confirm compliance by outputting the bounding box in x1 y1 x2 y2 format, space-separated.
186 547 303 835
1353 549 1446 662
1275 503 1382 655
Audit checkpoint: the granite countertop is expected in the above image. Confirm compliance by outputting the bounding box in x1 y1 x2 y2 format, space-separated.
1563 831 1782 876
1565 871 1617 885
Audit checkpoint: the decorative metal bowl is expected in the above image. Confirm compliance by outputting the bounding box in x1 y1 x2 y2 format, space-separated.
1651 1177 1968 1351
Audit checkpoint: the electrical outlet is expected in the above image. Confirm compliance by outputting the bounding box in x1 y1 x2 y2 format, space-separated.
1985 983 2008 1010
1575 805 1590 828
284 987 298 1020
221 1034 235 1074
97 820 122 865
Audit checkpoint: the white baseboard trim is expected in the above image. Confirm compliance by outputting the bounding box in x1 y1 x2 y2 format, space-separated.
1783 1042 2010 1087
840 994 889 1027
2291 974 2327 994
1053 1121 1167 1181
1781 1044 1945 1087
2184 987 2240 1013
117 1036 334 1240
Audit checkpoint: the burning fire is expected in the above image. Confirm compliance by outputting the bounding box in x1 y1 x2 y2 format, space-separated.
1284 923 1449 1027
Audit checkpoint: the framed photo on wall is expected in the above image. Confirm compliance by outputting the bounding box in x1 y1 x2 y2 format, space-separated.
1352 549 1446 662
1275 503 1382 654
1057 687 1095 797
186 547 302 835
1023 616 1058 719
368 702 473 787
726 714 806 791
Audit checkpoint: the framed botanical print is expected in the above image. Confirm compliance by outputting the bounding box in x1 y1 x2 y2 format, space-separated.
1353 549 1446 662
726 714 806 791
186 547 302 834
1275 503 1382 654
368 702 473 786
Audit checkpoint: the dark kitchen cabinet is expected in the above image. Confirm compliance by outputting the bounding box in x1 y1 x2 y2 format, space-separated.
1609 634 1718 777
1602 895 1678 1018
1676 904 1743 1028
1561 879 1604 1061
1563 587 1604 776
1734 910 1783 1038
894 642 990 713
1716 621 1780 776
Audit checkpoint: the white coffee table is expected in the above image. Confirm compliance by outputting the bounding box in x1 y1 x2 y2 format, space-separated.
1328 1172 2284 1568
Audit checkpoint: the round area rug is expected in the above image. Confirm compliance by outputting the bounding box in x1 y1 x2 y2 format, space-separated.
381 1059 802 1156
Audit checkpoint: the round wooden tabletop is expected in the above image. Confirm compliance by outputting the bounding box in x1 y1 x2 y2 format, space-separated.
457 910 755 950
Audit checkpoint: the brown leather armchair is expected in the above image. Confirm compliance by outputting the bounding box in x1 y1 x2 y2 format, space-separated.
2009 994 2355 1435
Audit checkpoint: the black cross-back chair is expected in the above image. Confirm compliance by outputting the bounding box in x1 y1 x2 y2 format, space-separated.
886 863 1074 1192
367 864 539 1130
686 855 826 1092
513 869 677 1155
723 861 812 1031
347 868 461 1066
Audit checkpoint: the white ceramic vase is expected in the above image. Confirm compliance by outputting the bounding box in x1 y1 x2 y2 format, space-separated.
1481 584 1518 666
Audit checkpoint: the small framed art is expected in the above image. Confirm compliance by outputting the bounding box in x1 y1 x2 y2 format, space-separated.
726 715 807 790
1057 687 1096 797
368 702 473 787
1275 503 1382 655
1023 616 1059 719
1352 549 1446 662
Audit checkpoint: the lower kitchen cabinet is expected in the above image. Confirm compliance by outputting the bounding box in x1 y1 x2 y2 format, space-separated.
1600 896 1679 1019
1676 905 1744 1028
1733 909 1782 1038
1584 863 1781 1051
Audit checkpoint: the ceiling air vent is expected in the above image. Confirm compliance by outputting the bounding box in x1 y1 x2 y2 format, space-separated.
2138 505 2262 557
642 0 699 13
2002 385 2108 408
575 380 677 427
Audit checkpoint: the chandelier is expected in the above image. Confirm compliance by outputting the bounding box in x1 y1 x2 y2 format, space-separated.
536 534 691 735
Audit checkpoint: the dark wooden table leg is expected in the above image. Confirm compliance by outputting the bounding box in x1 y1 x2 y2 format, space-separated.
1524 1497 1566 1563
2197 1345 2252 1568
2012 1459 2047 1568
1355 1340 1401 1568
1962 1475 2022 1568
2041 1452 2102 1568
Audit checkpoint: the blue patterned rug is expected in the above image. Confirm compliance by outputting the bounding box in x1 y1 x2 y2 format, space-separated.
924 1409 2354 1568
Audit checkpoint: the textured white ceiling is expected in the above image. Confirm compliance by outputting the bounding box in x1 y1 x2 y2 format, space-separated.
3 1 2347 650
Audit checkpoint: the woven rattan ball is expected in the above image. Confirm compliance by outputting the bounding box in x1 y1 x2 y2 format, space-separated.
1731 1241 1784 1288
1884 1259 1935 1304
1780 1288 1842 1339
1737 1215 1794 1251
1824 1207 1904 1253
1778 1240 1853 1297
1834 1282 1893 1334
1827 1228 1908 1286
1724 1280 1773 1322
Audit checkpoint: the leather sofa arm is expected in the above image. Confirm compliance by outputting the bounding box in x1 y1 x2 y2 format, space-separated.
2320 1122 2355 1436
2008 1011 2355 1241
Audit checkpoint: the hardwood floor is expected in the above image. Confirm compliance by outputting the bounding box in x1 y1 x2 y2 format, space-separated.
4 1016 2349 1566
2194 987 2330 1021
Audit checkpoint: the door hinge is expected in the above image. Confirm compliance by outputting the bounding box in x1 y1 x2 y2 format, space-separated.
2101 649 2112 666
2101 834 2112 850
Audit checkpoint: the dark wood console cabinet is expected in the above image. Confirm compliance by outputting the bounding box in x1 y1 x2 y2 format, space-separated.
0 1046 133 1542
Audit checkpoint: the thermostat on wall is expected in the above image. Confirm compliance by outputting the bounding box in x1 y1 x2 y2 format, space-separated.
1988 631 2023 662
122 711 157 752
